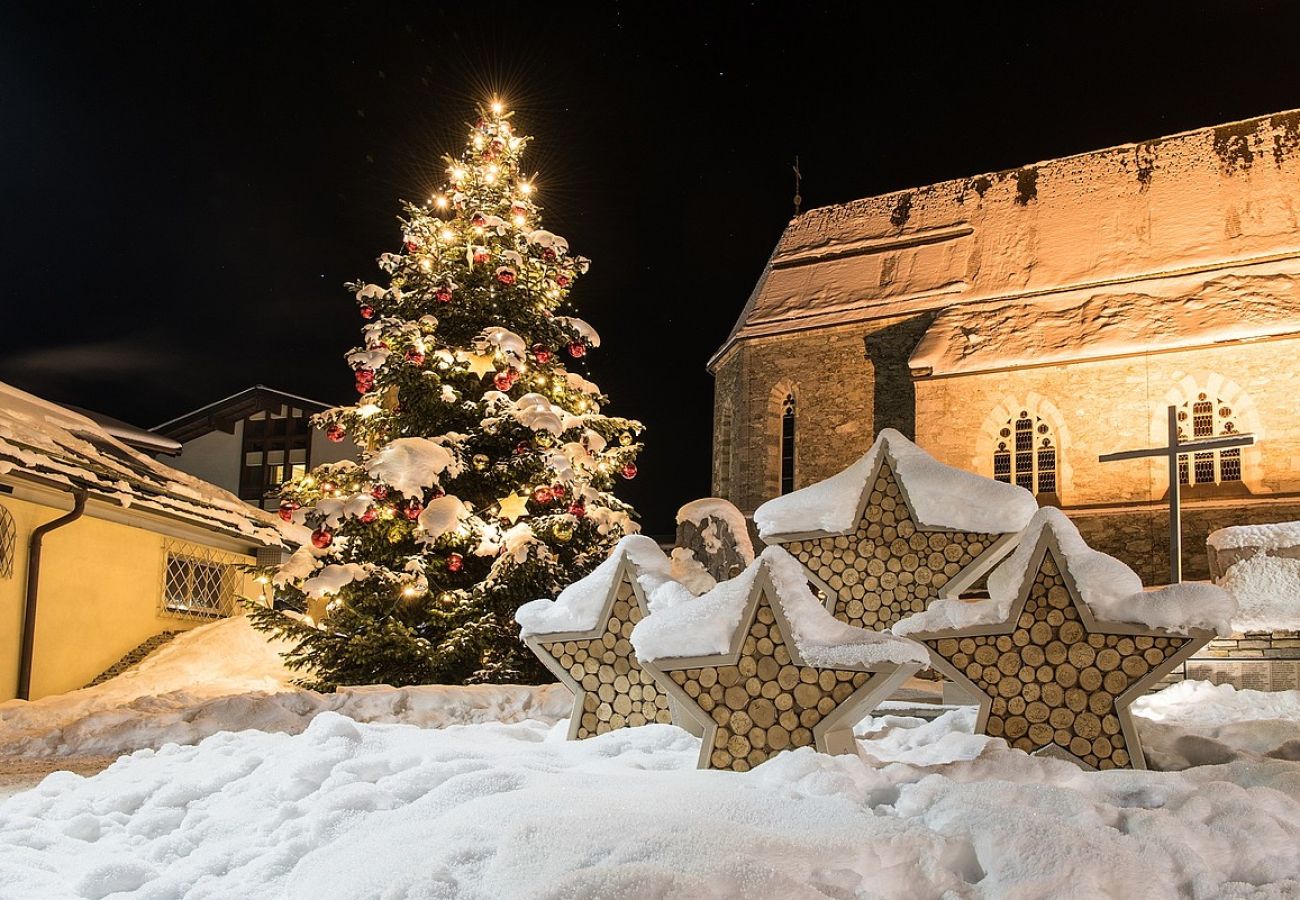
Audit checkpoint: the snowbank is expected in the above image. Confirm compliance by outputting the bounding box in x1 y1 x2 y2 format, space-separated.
1218 552 1300 632
754 428 1036 539
3 694 1299 898
1132 680 1300 770
632 546 928 668
896 508 1237 636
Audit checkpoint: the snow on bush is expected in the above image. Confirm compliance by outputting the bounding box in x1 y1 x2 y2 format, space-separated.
896 508 1237 637
3 695 1299 898
753 428 1037 539
1208 520 1300 552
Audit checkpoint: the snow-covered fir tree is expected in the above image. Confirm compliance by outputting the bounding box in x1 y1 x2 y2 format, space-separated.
250 101 642 688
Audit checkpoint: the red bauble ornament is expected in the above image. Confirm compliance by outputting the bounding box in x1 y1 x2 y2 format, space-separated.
620 462 638 480
496 266 516 285
556 273 571 288
531 344 552 364
568 501 586 518
405 239 419 252
277 500 299 522
435 286 453 303
359 304 375 320
403 500 423 521
510 202 527 219
326 424 346 443
470 212 487 228
311 528 333 549
567 341 587 359
493 369 517 392
355 368 375 385
360 508 377 524
551 484 566 500
532 486 554 505
472 247 490 264
542 247 557 263
515 442 530 456
355 380 370 395
371 485 389 500
405 348 425 365
447 552 464 573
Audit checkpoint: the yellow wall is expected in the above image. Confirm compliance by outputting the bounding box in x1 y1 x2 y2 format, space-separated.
0 493 258 701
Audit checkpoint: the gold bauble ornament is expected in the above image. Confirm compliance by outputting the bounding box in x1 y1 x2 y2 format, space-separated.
533 432 555 449
553 521 575 542
387 524 406 543
472 453 490 471
619 431 633 447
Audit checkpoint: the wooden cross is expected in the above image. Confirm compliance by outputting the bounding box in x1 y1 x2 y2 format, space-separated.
1099 405 1253 584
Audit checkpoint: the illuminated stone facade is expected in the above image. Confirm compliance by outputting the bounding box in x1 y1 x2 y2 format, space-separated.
711 109 1300 583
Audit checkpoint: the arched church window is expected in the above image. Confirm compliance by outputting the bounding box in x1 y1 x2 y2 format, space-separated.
780 394 796 495
1176 394 1242 485
0 503 15 579
994 411 1057 496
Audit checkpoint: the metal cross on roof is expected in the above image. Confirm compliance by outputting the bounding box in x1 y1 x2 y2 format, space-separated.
1099 405 1254 584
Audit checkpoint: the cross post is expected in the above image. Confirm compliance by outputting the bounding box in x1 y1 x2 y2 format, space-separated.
1098 405 1254 584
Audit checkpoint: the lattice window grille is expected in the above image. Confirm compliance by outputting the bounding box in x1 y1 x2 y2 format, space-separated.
0 504 15 579
160 539 244 620
1176 393 1244 486
994 411 1058 496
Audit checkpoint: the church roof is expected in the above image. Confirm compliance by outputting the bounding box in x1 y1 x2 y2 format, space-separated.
909 269 1300 378
710 108 1300 371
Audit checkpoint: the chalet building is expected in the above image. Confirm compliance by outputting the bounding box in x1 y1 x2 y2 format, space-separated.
0 381 291 701
153 385 356 511
711 109 1300 583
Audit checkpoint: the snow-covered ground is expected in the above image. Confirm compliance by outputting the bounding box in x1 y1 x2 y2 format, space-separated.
1 688 1299 899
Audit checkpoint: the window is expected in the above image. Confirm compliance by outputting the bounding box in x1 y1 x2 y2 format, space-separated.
780 394 796 495
993 410 1058 496
239 405 311 509
161 540 243 620
0 504 14 579
1177 394 1244 486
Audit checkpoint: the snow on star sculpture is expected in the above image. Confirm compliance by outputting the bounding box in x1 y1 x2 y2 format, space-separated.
897 508 1235 769
632 546 926 772
517 536 703 739
757 429 1038 632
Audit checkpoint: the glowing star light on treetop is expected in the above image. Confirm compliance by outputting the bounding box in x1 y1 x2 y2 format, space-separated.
249 99 645 688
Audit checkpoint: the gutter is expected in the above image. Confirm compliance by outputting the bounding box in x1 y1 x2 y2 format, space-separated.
17 488 87 700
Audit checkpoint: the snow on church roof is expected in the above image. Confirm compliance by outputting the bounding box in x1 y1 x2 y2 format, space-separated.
754 428 1037 539
0 381 290 547
711 109 1300 369
910 271 1300 378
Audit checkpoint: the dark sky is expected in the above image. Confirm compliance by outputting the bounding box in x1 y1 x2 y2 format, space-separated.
3 2 1299 533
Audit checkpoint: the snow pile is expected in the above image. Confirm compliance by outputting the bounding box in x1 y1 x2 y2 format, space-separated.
912 273 1300 378
1132 680 1300 770
0 682 570 759
364 436 461 497
754 428 1036 539
896 508 1237 637
0 380 286 545
1218 552 1300 632
676 497 755 564
4 700 1300 898
632 546 928 668
1208 520 1300 552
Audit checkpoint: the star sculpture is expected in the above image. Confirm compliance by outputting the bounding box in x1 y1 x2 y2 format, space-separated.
497 491 530 524
462 352 497 378
907 525 1213 770
764 447 1019 632
640 565 921 772
523 551 677 739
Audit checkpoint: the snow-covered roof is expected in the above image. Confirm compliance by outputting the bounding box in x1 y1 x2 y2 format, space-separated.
910 272 1300 378
754 428 1037 539
711 108 1300 369
65 405 182 456
631 546 928 668
895 508 1236 637
153 385 334 443
0 380 290 547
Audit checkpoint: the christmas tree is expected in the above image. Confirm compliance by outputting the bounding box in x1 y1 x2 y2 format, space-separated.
250 101 642 689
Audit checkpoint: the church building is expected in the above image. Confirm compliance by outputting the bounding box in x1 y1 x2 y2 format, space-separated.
711 109 1300 583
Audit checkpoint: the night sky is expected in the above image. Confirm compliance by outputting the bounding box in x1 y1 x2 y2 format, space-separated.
3 2 1299 533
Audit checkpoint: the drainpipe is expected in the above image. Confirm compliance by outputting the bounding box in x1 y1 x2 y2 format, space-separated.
17 488 87 700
